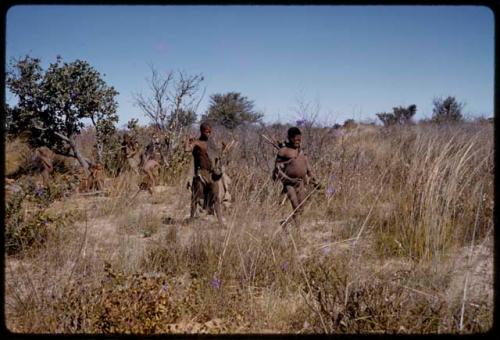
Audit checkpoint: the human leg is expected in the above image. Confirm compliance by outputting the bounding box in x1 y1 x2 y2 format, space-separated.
209 181 224 226
190 177 204 219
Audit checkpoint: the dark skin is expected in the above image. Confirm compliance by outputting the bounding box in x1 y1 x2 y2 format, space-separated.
144 135 160 162
274 134 317 225
140 159 160 194
185 127 212 171
78 162 104 193
137 136 161 194
185 126 224 226
121 134 140 175
89 163 105 191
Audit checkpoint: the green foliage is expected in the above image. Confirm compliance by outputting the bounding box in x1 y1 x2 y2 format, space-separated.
5 209 64 256
94 110 118 164
168 108 197 129
202 92 263 129
376 105 417 127
97 129 122 174
52 263 248 333
5 188 27 253
5 178 80 255
159 146 191 185
343 119 357 129
5 56 44 138
6 55 119 159
127 118 140 132
432 96 464 123
53 267 178 333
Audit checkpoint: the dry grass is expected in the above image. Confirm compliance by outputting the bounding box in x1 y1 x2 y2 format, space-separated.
5 137 32 177
4 121 493 334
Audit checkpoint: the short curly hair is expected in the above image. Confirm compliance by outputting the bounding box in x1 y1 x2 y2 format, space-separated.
287 127 302 139
200 121 212 132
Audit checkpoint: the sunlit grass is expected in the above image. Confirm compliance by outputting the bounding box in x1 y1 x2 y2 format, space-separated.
4 121 493 334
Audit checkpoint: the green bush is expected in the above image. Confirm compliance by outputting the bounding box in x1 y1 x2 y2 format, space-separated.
5 178 79 255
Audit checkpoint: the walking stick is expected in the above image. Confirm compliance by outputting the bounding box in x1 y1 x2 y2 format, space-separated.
274 183 321 236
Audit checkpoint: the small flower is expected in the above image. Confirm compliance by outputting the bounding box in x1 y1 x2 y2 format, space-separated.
325 186 335 198
280 261 289 272
210 276 221 290
322 246 330 254
35 187 44 197
159 283 169 293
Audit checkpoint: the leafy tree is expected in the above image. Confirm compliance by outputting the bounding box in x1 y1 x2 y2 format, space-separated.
127 118 140 133
376 113 398 127
6 55 119 175
168 108 197 130
343 119 357 129
431 96 464 123
202 92 263 129
376 105 417 127
94 118 117 164
5 103 15 136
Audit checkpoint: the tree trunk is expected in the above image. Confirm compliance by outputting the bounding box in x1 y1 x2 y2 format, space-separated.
52 130 91 176
95 142 103 164
68 136 91 176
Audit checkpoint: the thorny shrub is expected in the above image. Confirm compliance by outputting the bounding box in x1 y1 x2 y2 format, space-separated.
51 262 248 334
5 177 80 256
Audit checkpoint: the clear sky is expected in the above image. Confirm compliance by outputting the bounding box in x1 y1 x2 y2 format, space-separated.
5 5 494 126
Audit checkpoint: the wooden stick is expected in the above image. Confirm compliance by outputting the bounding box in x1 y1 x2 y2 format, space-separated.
275 184 319 234
77 190 107 197
315 237 358 250
261 134 280 150
126 188 143 206
280 195 288 206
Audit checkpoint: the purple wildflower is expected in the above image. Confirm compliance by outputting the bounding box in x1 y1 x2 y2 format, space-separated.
160 283 169 293
322 246 331 254
35 187 44 197
210 277 221 290
325 186 335 198
296 119 306 127
280 262 289 272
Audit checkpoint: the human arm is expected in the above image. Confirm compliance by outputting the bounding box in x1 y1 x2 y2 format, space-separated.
184 136 196 153
273 148 298 183
305 154 320 187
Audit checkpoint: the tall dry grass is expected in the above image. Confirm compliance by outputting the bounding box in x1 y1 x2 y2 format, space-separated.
4 121 493 334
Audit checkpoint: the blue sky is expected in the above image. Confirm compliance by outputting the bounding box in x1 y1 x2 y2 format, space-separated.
6 5 494 126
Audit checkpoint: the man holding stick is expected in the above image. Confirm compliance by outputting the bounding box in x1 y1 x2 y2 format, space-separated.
272 127 319 227
184 121 225 226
